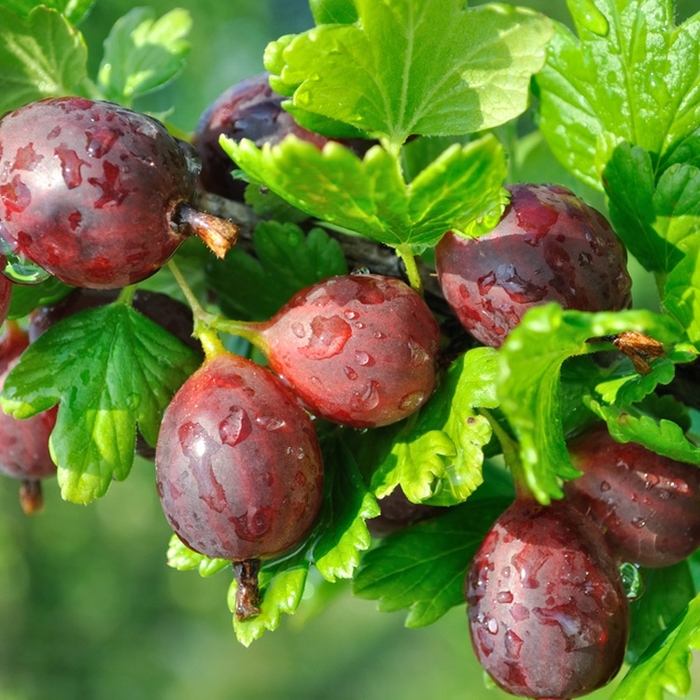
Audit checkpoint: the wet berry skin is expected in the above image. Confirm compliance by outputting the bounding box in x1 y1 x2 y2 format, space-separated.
465 498 629 700
257 273 441 428
155 352 324 563
193 72 371 201
435 183 632 347
0 97 200 288
565 425 700 568
0 323 57 513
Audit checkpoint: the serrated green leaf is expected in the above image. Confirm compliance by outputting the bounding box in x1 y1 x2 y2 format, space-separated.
97 7 191 105
353 497 510 627
664 236 700 348
613 593 700 700
270 0 553 149
0 0 94 24
229 555 310 647
584 400 700 466
166 534 230 577
0 5 88 115
312 433 380 582
310 0 358 25
7 276 72 320
370 348 499 506
498 304 684 503
0 304 199 503
536 0 700 189
604 143 700 277
223 134 507 252
206 222 348 322
627 562 697 666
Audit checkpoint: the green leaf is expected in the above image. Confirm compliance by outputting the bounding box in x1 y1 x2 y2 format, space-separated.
205 222 348 322
311 433 380 582
613 593 700 700
353 497 510 627
664 235 700 348
0 0 94 24
166 534 230 577
536 0 700 189
0 303 199 503
309 0 358 25
97 7 191 105
604 143 700 276
222 134 507 252
7 276 72 320
370 348 500 506
269 0 553 149
498 304 684 503
0 5 88 115
229 550 310 647
627 562 697 665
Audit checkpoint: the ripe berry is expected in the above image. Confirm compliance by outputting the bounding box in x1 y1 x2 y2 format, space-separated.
435 183 632 347
252 273 441 428
367 488 440 537
155 351 324 619
193 72 372 200
0 322 57 514
465 498 629 699
0 97 237 288
565 425 700 567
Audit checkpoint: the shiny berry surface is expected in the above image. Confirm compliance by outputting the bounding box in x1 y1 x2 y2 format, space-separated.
465 498 629 699
257 274 440 428
155 352 324 562
436 183 632 347
565 425 700 567
0 97 200 288
193 72 371 200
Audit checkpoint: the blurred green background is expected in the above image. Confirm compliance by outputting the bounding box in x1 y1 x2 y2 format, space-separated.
2 1 700 699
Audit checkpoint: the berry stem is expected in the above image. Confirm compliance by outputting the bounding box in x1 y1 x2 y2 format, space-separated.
167 259 226 360
232 559 262 621
396 244 423 296
479 408 530 500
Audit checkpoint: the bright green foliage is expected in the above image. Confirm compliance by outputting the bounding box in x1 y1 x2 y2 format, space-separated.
266 0 553 150
0 304 200 503
97 7 191 106
0 0 94 24
369 348 500 506
613 594 700 699
0 5 88 114
536 0 700 190
498 304 685 503
353 497 511 627
222 134 508 253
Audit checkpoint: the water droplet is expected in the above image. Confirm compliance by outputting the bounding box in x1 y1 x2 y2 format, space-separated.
0 247 50 285
344 366 358 380
55 144 89 189
350 380 380 411
600 480 611 492
631 516 647 529
219 406 252 446
355 350 371 366
398 391 426 412
373 331 386 339
408 339 431 367
299 315 352 360
504 629 523 659
496 591 514 604
344 309 359 320
291 322 306 338
577 0 609 36
230 507 273 541
255 415 285 431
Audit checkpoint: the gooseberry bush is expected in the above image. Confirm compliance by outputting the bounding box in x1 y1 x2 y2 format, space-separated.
1 0 700 698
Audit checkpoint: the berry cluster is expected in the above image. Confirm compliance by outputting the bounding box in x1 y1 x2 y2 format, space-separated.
1 70 697 700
